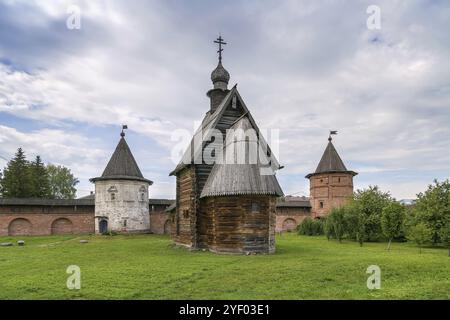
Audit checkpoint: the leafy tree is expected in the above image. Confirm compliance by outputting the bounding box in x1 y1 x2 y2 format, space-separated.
439 223 450 257
342 202 366 246
328 207 346 242
29 155 51 198
381 202 406 250
353 186 393 242
407 223 433 253
1 148 32 198
47 164 79 199
0 169 3 197
414 179 450 244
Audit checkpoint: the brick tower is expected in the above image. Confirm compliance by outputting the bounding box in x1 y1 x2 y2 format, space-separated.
305 133 357 218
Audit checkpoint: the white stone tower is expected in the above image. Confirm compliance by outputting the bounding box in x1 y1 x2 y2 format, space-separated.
90 127 153 234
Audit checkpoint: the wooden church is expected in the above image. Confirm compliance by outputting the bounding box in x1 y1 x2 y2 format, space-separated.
169 37 284 254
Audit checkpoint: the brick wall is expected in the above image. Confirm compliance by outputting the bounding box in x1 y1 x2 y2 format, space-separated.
275 207 311 232
150 211 172 234
0 205 95 236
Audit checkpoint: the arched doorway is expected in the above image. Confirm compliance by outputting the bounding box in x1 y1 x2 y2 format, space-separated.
8 218 32 236
163 220 172 235
282 218 297 232
99 219 108 234
51 218 73 235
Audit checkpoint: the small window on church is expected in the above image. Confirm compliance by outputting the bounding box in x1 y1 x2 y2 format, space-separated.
183 209 190 219
319 201 324 209
123 220 127 227
140 193 145 201
111 193 116 201
338 177 341 183
251 202 260 213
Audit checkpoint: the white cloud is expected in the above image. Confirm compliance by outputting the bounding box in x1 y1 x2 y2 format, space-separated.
0 0 449 199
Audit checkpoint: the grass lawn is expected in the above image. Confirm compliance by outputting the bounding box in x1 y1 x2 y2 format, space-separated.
0 233 448 300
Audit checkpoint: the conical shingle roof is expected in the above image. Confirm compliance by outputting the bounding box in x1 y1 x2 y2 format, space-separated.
90 136 153 184
306 139 357 178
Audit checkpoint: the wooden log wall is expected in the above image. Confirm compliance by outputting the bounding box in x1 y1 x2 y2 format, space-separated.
172 167 196 247
199 195 277 254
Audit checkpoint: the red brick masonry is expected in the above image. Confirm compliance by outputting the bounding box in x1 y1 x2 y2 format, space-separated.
0 197 310 236
0 205 94 236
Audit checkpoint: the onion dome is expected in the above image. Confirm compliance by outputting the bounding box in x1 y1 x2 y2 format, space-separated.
211 62 230 90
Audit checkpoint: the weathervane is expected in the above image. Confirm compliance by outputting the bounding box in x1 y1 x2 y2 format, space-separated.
329 130 338 141
214 35 227 63
121 124 128 137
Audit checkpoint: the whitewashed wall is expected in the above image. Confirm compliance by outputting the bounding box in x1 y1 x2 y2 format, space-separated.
94 180 150 233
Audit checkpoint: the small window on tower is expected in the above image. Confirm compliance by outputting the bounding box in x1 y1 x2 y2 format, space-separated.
123 220 127 227
111 193 116 201
338 177 341 183
319 201 324 209
140 193 145 201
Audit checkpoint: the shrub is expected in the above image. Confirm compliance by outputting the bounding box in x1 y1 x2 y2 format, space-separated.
327 207 346 242
311 219 324 235
298 217 324 236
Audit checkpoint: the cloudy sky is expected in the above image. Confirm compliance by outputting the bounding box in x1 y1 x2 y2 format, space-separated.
0 0 449 200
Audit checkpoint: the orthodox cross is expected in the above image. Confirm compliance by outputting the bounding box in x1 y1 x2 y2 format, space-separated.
214 35 227 63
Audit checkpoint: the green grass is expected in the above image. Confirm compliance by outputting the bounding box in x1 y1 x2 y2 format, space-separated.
0 233 448 299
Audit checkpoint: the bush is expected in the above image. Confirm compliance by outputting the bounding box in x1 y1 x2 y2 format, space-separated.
327 208 346 242
311 219 324 235
298 217 324 236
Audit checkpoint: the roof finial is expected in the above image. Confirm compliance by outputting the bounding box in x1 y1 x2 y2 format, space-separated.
329 130 338 142
121 124 128 137
214 35 227 63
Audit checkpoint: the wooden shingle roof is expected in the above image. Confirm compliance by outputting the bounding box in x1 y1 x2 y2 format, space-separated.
90 136 153 184
306 140 357 178
200 117 283 198
170 85 281 176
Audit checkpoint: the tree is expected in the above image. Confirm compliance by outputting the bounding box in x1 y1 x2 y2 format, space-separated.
439 223 450 257
47 164 79 199
342 202 366 246
381 202 406 250
407 223 433 253
0 169 3 197
353 186 393 242
29 155 51 198
414 179 450 244
1 148 32 198
328 207 346 242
